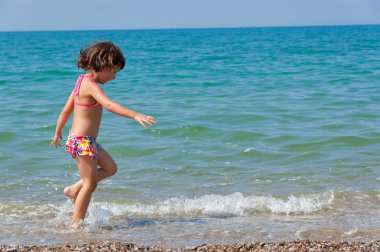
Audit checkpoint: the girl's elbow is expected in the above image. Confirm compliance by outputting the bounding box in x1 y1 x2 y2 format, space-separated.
61 108 71 117
103 102 115 112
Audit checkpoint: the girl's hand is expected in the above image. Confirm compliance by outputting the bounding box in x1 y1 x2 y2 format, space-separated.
51 133 62 148
133 113 156 128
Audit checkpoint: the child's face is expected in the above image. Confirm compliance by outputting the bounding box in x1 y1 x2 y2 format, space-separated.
97 66 121 84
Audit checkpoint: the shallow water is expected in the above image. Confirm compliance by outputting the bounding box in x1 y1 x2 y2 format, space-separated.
0 25 380 247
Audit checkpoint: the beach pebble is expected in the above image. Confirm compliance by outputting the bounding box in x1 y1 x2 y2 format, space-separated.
5 248 17 252
1 241 380 251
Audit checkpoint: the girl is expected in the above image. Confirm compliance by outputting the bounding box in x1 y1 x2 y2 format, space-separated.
51 41 156 228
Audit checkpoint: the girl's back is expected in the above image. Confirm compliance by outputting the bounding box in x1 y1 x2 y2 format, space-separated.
71 75 103 138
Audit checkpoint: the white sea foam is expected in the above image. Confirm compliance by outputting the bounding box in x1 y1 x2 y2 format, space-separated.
92 191 334 218
0 192 335 230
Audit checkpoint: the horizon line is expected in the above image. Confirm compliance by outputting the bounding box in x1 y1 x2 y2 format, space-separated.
1 23 379 33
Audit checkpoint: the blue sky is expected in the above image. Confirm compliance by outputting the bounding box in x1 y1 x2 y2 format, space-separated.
0 0 379 31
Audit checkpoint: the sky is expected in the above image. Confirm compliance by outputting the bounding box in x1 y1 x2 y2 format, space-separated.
0 0 379 31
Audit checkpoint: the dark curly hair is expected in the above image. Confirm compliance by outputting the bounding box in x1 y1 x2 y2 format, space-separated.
76 41 125 72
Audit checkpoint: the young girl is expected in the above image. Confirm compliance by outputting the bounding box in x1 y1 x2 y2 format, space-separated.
51 41 156 228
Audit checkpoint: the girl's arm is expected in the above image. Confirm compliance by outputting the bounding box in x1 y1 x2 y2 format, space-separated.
90 84 156 128
51 92 75 147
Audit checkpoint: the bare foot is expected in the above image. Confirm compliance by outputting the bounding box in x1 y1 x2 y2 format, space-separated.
63 180 83 204
70 219 85 229
63 185 80 204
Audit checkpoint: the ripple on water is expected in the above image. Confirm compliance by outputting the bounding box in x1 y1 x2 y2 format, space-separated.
0 132 16 143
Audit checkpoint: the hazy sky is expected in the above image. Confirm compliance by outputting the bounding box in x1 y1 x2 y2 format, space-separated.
0 0 379 31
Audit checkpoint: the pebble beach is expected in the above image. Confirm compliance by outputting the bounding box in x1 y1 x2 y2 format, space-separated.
2 241 380 252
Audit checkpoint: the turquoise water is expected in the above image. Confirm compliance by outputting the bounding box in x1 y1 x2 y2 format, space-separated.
0 25 380 247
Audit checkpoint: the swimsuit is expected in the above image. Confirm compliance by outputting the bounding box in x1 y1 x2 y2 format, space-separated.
65 74 102 159
73 74 101 107
65 135 102 159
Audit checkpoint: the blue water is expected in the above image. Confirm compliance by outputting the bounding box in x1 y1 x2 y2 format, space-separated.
0 25 380 247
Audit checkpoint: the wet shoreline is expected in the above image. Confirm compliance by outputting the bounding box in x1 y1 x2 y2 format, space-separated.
2 241 380 252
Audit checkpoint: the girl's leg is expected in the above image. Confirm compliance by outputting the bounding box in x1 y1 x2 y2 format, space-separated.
97 148 118 180
64 148 118 203
71 155 98 227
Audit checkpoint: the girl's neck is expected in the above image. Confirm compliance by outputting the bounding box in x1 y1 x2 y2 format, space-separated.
86 70 99 82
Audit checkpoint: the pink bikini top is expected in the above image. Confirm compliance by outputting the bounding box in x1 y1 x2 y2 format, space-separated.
73 74 101 107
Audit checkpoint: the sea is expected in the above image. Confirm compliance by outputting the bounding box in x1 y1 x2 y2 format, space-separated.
0 25 380 247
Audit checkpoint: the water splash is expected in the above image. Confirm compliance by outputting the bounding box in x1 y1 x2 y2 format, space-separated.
90 191 334 219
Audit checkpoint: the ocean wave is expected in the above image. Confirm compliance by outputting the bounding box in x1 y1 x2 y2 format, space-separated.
95 191 334 218
0 192 335 221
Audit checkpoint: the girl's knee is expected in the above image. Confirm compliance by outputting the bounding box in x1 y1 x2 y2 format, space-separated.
109 164 118 176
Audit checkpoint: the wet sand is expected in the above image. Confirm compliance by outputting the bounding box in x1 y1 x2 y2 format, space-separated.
1 241 380 252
